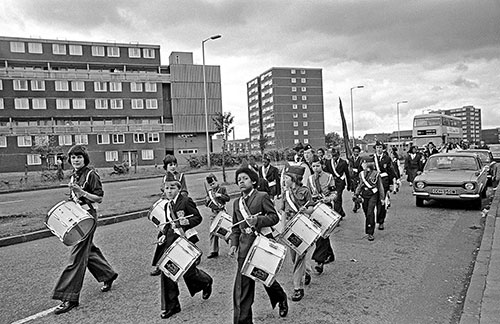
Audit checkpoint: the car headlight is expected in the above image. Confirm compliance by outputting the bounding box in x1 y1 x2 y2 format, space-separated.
415 181 425 189
464 182 475 190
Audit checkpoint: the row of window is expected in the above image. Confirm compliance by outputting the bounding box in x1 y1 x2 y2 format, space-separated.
290 69 306 75
291 78 307 84
293 104 308 109
24 149 156 166
10 41 155 59
2 98 158 110
7 80 157 93
292 95 308 101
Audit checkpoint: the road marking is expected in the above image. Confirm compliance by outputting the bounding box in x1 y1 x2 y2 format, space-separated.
121 185 138 189
0 199 24 205
11 306 58 324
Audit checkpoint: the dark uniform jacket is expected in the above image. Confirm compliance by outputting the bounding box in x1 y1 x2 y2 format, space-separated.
259 164 281 197
373 152 397 192
324 157 352 191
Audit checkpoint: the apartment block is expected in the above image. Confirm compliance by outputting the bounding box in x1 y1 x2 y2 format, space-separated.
430 106 482 143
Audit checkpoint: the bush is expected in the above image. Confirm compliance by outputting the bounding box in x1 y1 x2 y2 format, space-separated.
184 149 298 168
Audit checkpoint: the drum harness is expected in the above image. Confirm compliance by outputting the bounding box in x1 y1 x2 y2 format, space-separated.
70 169 98 212
237 194 273 238
164 199 197 240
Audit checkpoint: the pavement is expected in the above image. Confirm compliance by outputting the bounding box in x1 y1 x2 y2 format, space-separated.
1 169 499 323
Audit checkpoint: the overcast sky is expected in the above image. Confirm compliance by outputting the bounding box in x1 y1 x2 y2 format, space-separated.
1 0 499 140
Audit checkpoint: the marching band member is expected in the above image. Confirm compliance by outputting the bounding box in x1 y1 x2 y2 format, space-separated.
354 156 385 241
348 146 363 212
205 173 231 259
373 141 398 230
52 145 118 314
156 172 213 319
281 165 314 302
307 155 337 274
324 148 351 219
258 155 281 199
151 155 188 276
230 167 288 323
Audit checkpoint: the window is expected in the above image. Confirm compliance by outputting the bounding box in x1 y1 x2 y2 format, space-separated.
13 80 28 91
302 104 308 109
71 81 85 91
128 47 141 58
58 135 72 146
92 45 105 56
303 130 309 135
109 82 122 92
74 134 88 145
95 99 108 109
294 130 299 136
130 82 143 92
0 136 6 148
28 42 43 54
0 98 3 109
291 87 297 92
293 122 298 127
32 98 47 109
178 149 198 155
145 99 158 109
291 78 296 84
27 154 41 165
105 151 119 161
143 48 155 58
131 99 144 109
110 99 123 109
31 80 45 91
10 41 25 53
291 69 296 74
303 113 308 118
293 113 298 118
302 95 307 100
15 98 29 109
112 134 125 144
0 80 2 90
55 80 69 91
56 99 70 109
17 136 32 147
148 132 159 143
294 139 300 144
97 134 110 144
303 121 308 127
94 81 107 92
145 82 157 92
301 78 306 83
69 44 83 55
52 44 67 55
134 133 146 143
142 149 154 160
72 99 86 109
301 87 306 92
107 46 120 57
292 104 298 110
304 138 309 144
301 70 306 74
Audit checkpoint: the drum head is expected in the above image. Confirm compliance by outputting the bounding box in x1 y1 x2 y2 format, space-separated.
63 218 95 246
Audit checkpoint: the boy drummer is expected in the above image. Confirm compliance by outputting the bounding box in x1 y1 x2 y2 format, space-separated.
205 173 231 258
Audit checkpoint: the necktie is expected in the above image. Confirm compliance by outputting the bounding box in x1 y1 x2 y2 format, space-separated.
315 175 322 194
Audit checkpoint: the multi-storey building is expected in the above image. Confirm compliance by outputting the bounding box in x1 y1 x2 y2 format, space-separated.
0 36 222 172
226 138 250 155
246 67 325 153
430 106 482 144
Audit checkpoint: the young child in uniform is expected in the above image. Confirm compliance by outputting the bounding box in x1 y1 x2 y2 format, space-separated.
156 172 213 319
205 173 231 258
230 167 288 323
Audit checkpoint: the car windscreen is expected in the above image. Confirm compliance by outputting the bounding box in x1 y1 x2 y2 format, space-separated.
425 156 478 171
489 146 500 153
468 151 491 163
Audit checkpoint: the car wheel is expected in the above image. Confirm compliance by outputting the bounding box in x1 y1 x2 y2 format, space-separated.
416 197 424 207
472 198 482 210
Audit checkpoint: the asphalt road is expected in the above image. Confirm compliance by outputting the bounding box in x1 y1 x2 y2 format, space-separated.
1 184 487 324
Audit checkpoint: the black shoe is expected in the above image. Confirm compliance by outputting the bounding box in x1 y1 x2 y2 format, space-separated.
202 280 213 300
304 272 311 285
160 305 181 319
101 273 118 292
367 234 375 241
278 296 288 317
291 289 304 302
314 263 324 274
207 252 219 259
150 268 161 276
54 301 79 315
378 223 385 230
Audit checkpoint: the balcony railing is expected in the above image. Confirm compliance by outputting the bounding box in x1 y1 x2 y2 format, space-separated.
0 123 174 135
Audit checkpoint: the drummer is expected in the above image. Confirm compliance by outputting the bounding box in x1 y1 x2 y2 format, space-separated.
156 171 213 319
52 145 118 315
306 155 337 274
205 173 231 259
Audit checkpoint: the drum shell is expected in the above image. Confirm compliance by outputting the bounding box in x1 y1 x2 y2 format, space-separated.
46 200 96 246
279 212 321 255
241 235 287 287
148 198 168 227
310 203 342 237
158 236 202 282
209 211 232 241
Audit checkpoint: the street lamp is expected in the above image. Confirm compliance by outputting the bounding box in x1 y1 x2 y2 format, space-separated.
350 85 364 148
202 34 222 169
396 100 408 149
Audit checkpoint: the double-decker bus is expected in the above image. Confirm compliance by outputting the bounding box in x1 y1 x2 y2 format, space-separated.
412 113 462 147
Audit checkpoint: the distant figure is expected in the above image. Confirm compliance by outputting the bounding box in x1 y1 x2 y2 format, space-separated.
258 155 281 199
478 140 489 150
56 157 64 181
404 146 424 184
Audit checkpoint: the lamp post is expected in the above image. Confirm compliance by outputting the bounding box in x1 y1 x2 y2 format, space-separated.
202 34 222 169
396 100 408 149
350 85 364 148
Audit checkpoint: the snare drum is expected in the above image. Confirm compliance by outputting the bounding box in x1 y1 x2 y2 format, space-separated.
158 236 202 282
148 198 168 227
209 211 232 241
241 235 287 287
310 203 342 238
46 200 96 246
279 212 321 255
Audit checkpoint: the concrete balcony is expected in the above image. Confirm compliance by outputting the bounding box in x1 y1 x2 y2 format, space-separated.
0 123 174 135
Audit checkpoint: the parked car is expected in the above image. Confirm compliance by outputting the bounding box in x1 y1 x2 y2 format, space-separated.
489 144 500 162
466 149 496 185
413 152 488 209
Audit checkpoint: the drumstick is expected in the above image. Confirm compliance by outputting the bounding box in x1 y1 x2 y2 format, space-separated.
231 212 262 227
157 214 195 226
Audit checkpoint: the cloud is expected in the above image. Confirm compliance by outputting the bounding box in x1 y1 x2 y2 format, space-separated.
452 76 479 88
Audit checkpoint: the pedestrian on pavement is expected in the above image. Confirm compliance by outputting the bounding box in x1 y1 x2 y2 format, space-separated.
205 173 231 259
404 145 424 185
156 171 213 319
324 147 351 219
230 167 288 323
373 141 398 230
151 154 188 276
348 146 363 212
354 156 385 241
52 144 118 315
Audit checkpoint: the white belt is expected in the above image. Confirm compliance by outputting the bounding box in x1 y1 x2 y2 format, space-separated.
380 172 388 178
268 180 277 187
352 168 358 173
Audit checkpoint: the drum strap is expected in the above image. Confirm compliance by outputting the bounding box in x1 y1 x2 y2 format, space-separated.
165 201 198 239
238 197 273 236
285 190 300 213
330 160 345 181
70 170 98 210
360 171 378 193
208 190 224 210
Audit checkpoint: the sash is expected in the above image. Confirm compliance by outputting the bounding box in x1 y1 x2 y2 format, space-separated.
70 170 98 210
166 200 197 239
285 190 300 213
238 196 273 236
374 155 388 177
208 190 223 210
330 160 346 181
360 171 378 193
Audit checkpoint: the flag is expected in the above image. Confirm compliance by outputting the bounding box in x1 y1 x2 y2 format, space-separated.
339 97 352 158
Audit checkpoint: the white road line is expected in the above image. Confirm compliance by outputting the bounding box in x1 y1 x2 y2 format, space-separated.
121 186 138 189
0 199 24 205
11 306 58 324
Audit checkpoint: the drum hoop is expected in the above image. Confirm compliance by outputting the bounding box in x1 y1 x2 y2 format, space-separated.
46 200 71 222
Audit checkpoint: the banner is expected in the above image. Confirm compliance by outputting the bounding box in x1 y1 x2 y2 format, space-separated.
339 97 352 157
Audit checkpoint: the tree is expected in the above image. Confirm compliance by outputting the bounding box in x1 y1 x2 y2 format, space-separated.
31 135 63 171
212 111 234 182
325 132 342 148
